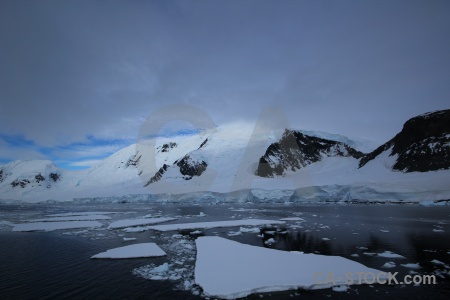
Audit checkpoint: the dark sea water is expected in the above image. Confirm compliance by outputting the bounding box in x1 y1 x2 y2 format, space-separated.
0 202 449 299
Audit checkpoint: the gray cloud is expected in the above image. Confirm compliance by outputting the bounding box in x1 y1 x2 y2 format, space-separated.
1 0 449 157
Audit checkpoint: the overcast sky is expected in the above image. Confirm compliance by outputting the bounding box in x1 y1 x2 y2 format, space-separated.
1 0 449 169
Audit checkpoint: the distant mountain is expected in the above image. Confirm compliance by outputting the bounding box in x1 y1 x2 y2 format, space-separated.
255 130 363 177
1 110 449 203
359 109 450 172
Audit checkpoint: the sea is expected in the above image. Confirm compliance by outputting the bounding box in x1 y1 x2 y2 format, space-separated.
0 202 449 299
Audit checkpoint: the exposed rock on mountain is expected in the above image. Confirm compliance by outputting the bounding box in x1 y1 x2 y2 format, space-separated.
359 109 450 172
146 164 169 186
256 130 363 177
176 155 208 180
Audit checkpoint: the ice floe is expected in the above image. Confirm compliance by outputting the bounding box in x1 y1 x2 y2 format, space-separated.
280 217 305 221
91 243 166 259
12 221 102 232
27 215 111 222
401 263 421 269
147 219 285 232
377 251 406 259
46 211 122 217
381 262 396 268
194 236 386 299
107 217 177 229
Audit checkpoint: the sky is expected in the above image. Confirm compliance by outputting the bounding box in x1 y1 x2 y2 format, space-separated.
0 0 449 170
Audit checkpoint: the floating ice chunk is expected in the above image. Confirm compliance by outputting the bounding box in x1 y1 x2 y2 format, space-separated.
190 230 202 235
377 251 405 259
431 259 445 265
357 247 368 250
401 263 421 269
227 231 242 237
147 219 285 232
350 254 359 257
27 215 111 222
108 217 177 229
379 229 389 233
239 227 260 233
194 237 386 299
91 243 166 259
433 229 445 233
122 226 149 233
280 217 305 221
264 238 275 245
123 237 137 241
363 252 377 256
332 285 349 292
198 212 206 217
322 238 330 241
12 221 102 232
381 262 396 268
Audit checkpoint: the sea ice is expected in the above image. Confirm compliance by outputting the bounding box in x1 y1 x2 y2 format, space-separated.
27 215 111 222
195 236 386 299
431 259 445 265
147 219 285 232
12 221 102 232
91 243 166 259
377 251 406 259
280 217 305 221
381 262 396 268
46 211 123 217
401 263 421 269
108 217 177 229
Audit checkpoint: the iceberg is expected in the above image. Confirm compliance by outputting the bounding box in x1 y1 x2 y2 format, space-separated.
195 236 386 299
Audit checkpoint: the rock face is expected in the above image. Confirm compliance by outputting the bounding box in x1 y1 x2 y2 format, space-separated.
158 142 177 153
256 130 363 177
176 155 208 180
145 164 169 186
359 109 450 172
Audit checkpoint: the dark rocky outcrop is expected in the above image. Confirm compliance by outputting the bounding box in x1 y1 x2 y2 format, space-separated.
11 179 30 188
145 164 169 186
35 173 45 183
198 138 208 150
176 155 208 180
158 142 177 153
359 109 450 172
126 154 141 167
256 129 363 177
49 173 60 182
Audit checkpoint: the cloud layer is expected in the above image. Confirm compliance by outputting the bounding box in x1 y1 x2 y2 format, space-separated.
1 0 449 168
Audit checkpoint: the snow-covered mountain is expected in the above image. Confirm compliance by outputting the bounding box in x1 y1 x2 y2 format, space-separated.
359 109 450 172
1 110 449 203
255 129 364 177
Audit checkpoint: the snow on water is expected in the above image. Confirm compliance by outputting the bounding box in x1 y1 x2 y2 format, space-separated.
194 236 386 299
107 217 177 229
12 221 102 232
147 219 285 232
91 243 166 259
27 215 111 222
